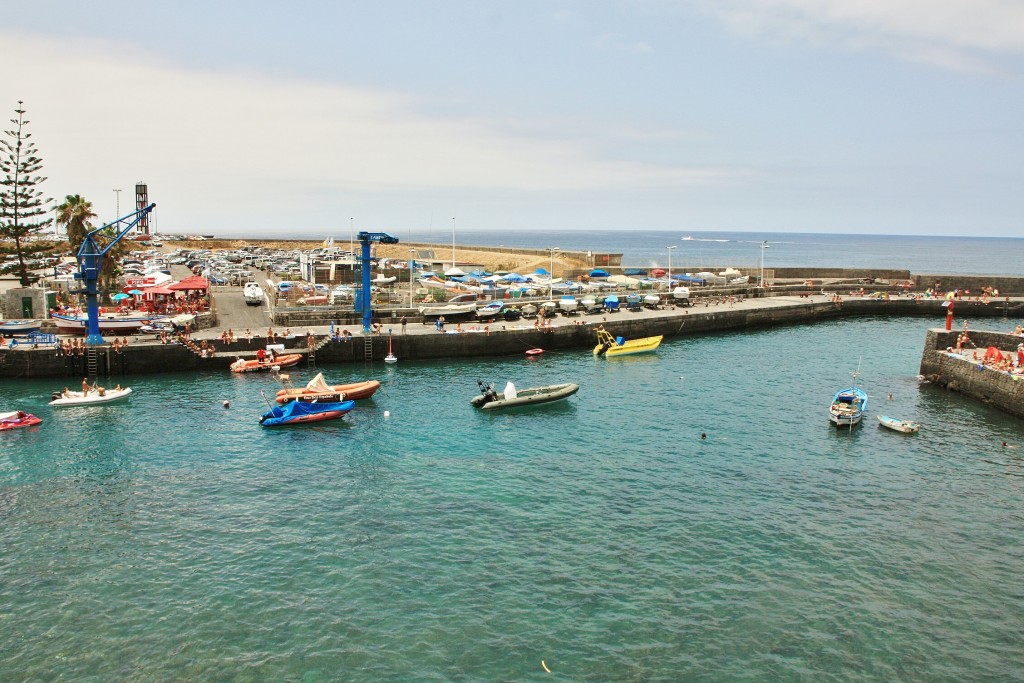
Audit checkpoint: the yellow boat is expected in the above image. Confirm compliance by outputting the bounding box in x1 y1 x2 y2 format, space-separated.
593 327 663 358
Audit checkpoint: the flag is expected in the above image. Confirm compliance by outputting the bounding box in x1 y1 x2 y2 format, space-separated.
322 236 334 248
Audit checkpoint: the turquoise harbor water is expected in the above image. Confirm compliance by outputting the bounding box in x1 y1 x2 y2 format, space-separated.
2 316 1024 681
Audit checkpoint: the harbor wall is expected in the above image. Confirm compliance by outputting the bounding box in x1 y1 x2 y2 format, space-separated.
5 296 1022 379
912 274 1024 296
919 329 1024 419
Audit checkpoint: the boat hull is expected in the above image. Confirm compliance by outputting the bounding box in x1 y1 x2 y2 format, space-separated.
260 399 355 427
877 415 921 433
231 354 303 373
593 335 663 357
418 303 477 317
829 387 867 427
52 313 166 334
275 380 382 403
471 383 579 410
48 387 133 407
0 411 42 430
243 283 264 305
0 319 42 334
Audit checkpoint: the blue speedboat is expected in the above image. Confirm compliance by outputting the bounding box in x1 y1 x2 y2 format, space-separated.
829 371 867 428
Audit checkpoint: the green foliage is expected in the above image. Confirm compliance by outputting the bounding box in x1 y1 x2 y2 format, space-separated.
56 194 96 252
0 101 52 285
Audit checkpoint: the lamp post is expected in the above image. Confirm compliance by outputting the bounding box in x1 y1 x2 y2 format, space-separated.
409 248 416 306
349 217 354 259
451 216 456 271
759 241 768 288
548 247 560 300
113 189 121 221
666 245 676 293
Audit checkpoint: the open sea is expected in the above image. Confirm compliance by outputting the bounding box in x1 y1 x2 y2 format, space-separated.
245 228 1024 276
3 313 1024 681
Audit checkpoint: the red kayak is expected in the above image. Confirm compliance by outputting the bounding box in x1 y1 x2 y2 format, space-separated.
0 410 42 431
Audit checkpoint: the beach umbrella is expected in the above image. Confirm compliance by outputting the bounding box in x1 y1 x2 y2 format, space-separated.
111 293 130 301
128 289 144 295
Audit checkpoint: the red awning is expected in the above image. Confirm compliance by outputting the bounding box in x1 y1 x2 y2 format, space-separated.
168 276 209 291
147 286 177 296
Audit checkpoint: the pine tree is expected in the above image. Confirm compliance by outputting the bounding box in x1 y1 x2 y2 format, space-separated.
0 101 52 286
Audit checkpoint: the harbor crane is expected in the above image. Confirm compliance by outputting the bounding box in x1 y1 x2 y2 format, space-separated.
356 231 399 332
72 203 156 345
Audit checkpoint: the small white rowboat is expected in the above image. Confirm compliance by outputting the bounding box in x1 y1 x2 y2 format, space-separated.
877 415 921 434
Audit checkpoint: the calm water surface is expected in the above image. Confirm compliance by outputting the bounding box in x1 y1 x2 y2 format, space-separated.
2 316 1023 681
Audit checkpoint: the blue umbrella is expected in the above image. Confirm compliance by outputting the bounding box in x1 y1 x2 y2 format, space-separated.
128 289 144 295
111 293 130 301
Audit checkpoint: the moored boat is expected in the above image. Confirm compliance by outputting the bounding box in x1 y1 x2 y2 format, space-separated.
275 374 381 403
243 282 264 305
0 410 42 430
230 353 303 373
593 327 663 358
417 302 477 317
0 319 42 335
877 415 921 434
260 398 355 427
471 381 579 410
829 371 867 427
52 312 167 334
475 301 504 320
48 386 133 407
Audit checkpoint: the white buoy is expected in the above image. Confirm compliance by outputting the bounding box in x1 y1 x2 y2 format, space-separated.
223 400 230 408
383 410 391 418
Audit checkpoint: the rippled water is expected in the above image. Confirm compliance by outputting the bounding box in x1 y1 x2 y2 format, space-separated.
2 317 1023 681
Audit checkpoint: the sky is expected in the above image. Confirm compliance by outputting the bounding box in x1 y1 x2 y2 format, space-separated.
4 1 1024 238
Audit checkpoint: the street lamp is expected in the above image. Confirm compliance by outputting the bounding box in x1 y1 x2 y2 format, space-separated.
451 217 456 271
349 217 354 259
113 189 121 222
409 248 417 306
548 247 560 300
666 245 676 293
759 241 768 288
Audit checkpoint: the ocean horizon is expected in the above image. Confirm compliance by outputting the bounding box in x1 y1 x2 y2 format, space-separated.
214 229 1024 276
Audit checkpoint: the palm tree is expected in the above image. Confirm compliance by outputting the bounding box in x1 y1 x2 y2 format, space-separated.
55 194 96 251
56 194 126 291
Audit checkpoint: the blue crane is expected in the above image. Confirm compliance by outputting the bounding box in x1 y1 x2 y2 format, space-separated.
72 203 156 345
355 231 399 332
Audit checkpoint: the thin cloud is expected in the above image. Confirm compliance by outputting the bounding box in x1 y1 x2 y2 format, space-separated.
1 31 723 212
695 0 1024 72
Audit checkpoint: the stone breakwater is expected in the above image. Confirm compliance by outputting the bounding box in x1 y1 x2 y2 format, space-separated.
2 295 1022 380
919 328 1024 420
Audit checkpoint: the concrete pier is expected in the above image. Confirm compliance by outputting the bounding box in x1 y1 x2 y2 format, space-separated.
919 328 1024 419
3 292 1022 380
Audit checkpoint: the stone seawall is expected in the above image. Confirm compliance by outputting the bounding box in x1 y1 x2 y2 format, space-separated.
919 329 1024 419
913 274 1024 296
4 296 1022 379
